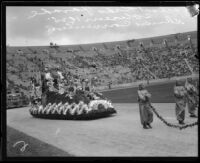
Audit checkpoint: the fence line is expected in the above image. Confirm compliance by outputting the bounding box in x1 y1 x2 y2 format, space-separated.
98 73 199 92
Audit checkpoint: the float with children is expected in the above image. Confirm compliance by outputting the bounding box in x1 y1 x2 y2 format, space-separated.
29 65 117 120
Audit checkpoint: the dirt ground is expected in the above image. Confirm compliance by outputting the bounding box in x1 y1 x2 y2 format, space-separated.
7 103 198 156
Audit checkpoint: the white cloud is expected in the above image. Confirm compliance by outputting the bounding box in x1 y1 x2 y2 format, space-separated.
6 6 197 46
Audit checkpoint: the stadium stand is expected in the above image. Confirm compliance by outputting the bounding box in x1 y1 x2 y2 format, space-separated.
6 31 198 97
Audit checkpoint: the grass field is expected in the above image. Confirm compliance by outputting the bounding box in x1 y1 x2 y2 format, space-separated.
101 80 198 103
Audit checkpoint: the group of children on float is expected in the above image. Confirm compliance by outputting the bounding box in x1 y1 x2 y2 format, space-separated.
30 66 103 107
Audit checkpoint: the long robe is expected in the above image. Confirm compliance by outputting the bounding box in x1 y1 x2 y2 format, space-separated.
41 73 49 107
137 89 153 125
174 86 187 122
185 83 197 115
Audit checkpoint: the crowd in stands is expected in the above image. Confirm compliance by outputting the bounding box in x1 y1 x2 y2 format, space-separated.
6 32 199 97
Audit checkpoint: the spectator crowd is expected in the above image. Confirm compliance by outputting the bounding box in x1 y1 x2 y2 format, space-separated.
6 32 199 97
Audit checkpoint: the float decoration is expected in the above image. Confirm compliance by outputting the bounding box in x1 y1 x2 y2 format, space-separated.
29 75 117 120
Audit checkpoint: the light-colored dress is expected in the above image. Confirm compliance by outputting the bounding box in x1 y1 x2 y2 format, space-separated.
58 83 65 94
57 71 64 80
137 89 153 125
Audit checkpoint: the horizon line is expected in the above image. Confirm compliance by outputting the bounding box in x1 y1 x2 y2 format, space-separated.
7 30 197 47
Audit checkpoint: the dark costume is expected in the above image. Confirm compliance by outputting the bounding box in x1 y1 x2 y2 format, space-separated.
174 81 187 124
41 72 49 107
185 79 198 117
137 85 153 129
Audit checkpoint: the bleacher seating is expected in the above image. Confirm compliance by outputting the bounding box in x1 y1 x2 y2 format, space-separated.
6 31 198 95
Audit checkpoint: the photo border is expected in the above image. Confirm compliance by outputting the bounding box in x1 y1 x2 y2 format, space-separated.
1 0 199 161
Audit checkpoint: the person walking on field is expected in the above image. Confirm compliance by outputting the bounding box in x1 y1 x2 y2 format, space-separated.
185 78 198 118
174 80 187 125
137 83 153 129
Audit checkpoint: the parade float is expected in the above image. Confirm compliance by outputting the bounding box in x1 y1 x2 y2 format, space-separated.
29 68 117 120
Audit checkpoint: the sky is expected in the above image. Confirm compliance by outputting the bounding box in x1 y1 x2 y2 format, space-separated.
6 6 198 46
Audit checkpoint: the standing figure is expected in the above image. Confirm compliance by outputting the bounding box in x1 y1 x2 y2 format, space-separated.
137 83 153 129
185 78 198 118
81 79 86 91
57 69 64 80
50 68 60 92
41 67 52 106
85 79 90 92
58 80 65 94
30 77 36 101
31 76 40 99
91 77 97 92
174 80 187 124
108 81 112 89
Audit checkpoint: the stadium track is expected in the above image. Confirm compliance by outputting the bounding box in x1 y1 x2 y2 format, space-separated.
7 103 198 156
